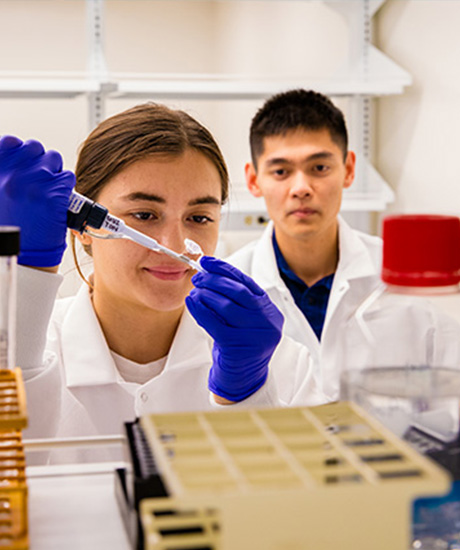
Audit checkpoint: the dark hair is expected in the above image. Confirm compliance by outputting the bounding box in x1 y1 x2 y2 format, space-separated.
71 102 228 283
249 89 348 167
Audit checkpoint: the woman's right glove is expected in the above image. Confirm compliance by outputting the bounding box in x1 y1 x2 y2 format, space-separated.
0 135 75 267
186 256 284 402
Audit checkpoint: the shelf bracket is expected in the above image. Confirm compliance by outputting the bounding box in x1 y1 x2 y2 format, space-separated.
86 0 108 129
325 0 390 197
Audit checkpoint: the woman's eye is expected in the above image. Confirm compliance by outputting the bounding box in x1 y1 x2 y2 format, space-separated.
190 215 214 225
131 211 157 222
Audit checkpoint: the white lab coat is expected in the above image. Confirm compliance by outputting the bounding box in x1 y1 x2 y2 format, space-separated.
17 265 321 448
227 216 460 402
227 217 382 400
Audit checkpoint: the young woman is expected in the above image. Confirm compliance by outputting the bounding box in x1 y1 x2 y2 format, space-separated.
0 103 316 448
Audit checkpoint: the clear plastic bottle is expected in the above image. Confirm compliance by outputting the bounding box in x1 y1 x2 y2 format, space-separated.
340 214 460 550
0 226 20 370
343 215 460 376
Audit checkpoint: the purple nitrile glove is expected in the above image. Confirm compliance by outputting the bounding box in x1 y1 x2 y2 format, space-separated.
0 135 75 267
186 255 284 402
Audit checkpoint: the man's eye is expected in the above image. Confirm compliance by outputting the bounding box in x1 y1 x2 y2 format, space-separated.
272 168 288 177
314 164 330 174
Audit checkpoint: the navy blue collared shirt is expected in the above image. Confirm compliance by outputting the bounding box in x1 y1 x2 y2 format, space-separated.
273 233 334 341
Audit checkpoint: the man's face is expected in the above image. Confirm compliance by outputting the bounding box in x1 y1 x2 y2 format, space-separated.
246 128 355 245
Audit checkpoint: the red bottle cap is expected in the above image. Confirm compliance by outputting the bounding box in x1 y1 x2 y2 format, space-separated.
382 214 460 287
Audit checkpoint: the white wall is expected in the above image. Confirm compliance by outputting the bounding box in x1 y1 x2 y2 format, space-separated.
376 0 460 216
1 0 458 293
0 0 354 184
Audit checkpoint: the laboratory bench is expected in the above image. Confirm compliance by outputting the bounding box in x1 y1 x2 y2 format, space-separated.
23 436 131 550
21 403 460 550
27 461 130 550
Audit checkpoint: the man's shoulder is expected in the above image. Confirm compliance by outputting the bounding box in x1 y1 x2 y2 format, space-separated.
226 237 261 268
352 227 383 249
338 218 383 270
339 217 382 250
347 227 383 269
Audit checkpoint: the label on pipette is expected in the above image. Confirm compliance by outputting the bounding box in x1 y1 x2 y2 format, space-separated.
67 191 109 231
68 193 85 213
102 214 124 234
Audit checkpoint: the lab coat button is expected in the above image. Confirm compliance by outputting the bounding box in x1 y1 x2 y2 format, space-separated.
140 392 148 402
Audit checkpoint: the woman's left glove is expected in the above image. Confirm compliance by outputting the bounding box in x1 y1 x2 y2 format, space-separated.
0 135 75 267
186 256 284 402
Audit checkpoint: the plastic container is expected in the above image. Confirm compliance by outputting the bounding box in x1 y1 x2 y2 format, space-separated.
341 214 460 550
342 215 460 439
342 215 460 374
0 227 20 371
129 402 451 550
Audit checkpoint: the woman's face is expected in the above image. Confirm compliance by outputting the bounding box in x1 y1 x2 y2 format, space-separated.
87 149 222 314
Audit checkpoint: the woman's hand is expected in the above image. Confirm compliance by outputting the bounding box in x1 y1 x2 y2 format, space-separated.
186 256 284 402
0 135 75 268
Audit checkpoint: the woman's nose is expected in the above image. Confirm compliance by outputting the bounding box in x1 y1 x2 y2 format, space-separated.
154 225 186 254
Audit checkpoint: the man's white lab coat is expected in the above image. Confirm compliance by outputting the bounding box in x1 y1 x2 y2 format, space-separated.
17 266 322 444
227 216 460 401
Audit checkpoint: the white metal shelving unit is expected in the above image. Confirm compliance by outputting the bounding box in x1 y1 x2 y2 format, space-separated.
0 0 412 230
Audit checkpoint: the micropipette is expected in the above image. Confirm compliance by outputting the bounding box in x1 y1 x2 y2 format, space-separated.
67 190 204 272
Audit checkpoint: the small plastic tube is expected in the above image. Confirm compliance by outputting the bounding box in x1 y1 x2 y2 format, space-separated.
121 224 204 272
0 227 20 370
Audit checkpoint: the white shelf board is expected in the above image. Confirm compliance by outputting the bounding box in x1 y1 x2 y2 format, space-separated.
221 162 394 230
111 47 411 100
0 71 111 99
0 45 411 100
364 45 412 91
113 75 405 101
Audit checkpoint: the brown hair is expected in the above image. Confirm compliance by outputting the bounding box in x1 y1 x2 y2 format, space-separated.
75 102 228 201
71 102 229 282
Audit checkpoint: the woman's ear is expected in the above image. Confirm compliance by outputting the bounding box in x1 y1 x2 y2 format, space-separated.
71 229 92 246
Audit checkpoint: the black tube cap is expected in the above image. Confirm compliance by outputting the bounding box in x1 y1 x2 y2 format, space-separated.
0 226 20 256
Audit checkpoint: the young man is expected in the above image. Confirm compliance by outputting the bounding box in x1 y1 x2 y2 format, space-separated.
227 89 383 401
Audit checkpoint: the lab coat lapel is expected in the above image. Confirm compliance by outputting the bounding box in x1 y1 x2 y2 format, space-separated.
250 222 321 355
250 222 280 289
336 216 381 281
135 310 213 415
325 216 382 323
153 308 213 373
320 218 383 398
62 288 212 385
61 284 120 388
